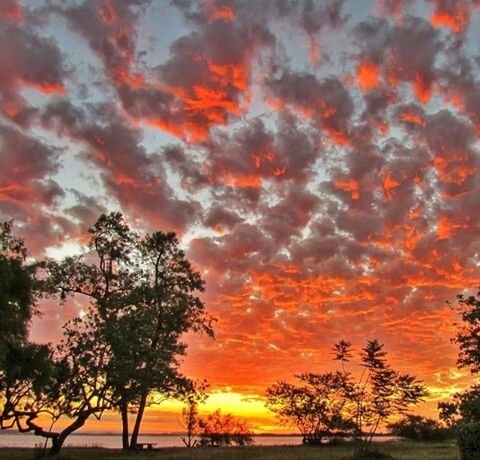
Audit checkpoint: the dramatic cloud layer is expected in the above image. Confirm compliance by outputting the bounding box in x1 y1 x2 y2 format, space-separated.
2 0 480 432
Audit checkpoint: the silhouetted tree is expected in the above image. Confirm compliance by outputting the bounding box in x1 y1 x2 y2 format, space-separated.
341 340 428 457
180 381 209 447
46 213 215 449
1 309 117 455
453 288 480 372
0 221 51 438
266 371 354 444
442 288 480 459
266 339 427 457
0 221 39 366
197 409 253 447
0 222 113 456
388 414 452 441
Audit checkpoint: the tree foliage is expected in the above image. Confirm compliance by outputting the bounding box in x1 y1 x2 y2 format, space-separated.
453 288 480 373
438 288 480 459
0 221 37 366
45 212 215 449
1 305 114 455
197 409 253 447
388 415 452 441
266 371 354 445
349 340 428 455
1 214 214 455
266 339 427 456
0 222 111 456
179 381 209 448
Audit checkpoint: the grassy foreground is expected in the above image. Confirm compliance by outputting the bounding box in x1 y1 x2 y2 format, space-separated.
0 441 459 460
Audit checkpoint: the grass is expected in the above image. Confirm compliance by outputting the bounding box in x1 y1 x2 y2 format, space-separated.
0 441 459 460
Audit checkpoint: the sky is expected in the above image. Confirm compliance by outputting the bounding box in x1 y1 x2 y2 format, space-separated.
1 0 480 434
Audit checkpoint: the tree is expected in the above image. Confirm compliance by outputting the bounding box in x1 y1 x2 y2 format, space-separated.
0 221 38 366
438 385 480 460
197 409 253 447
266 371 354 444
45 212 215 449
0 222 113 456
388 414 452 441
179 381 209 448
1 307 114 456
341 340 428 457
453 288 480 373
0 221 51 437
266 339 427 457
442 288 480 459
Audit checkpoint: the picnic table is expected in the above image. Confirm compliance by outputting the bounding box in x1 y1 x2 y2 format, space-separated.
134 442 157 450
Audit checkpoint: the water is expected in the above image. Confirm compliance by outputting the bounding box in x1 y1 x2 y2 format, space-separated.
0 433 304 449
0 432 403 449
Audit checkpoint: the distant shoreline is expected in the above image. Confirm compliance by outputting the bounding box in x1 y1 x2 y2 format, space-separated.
0 432 393 437
0 432 302 437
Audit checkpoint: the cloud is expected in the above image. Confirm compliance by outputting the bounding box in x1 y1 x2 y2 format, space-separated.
3 0 480 425
0 123 68 254
41 99 200 232
0 4 68 125
353 16 442 104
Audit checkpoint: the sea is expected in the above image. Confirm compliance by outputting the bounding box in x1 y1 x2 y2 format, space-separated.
0 433 301 449
0 433 401 449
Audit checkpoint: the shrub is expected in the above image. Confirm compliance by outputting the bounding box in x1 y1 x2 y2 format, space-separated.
388 415 453 441
198 409 253 447
457 422 480 460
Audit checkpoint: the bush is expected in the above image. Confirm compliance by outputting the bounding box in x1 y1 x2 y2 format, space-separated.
388 415 453 441
458 422 480 460
198 409 254 447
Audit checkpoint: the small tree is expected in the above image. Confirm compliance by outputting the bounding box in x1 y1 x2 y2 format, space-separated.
197 409 253 447
339 340 428 457
439 385 480 460
180 381 209 448
266 371 354 444
266 339 427 457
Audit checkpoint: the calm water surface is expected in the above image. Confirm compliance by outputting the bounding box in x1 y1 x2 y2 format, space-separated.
0 433 303 449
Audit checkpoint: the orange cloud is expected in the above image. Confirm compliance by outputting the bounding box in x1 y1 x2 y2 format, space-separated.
203 1 236 22
335 178 360 199
431 2 468 33
413 72 432 104
22 81 67 96
0 0 23 22
383 175 400 198
357 61 380 91
400 111 425 127
99 0 116 24
219 173 262 188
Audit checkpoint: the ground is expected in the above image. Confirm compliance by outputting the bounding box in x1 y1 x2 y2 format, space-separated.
0 441 459 459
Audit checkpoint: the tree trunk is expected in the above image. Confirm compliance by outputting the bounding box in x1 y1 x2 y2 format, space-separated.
121 401 129 450
129 391 148 448
48 435 63 456
47 413 89 456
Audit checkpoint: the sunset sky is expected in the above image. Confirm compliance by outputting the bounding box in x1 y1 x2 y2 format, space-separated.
2 0 480 434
